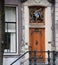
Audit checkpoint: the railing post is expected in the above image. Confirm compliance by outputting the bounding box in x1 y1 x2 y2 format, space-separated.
53 51 55 65
48 50 50 65
34 51 37 65
29 51 32 65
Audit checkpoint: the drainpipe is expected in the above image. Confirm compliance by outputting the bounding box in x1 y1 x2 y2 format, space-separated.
51 0 55 50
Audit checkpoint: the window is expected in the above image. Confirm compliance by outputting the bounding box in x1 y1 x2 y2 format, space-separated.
5 6 17 53
29 6 45 23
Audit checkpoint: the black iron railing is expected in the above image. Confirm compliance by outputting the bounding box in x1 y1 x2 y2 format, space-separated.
29 50 56 65
10 50 57 65
10 51 28 65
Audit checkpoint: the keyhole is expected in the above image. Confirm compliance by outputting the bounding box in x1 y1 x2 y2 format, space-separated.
35 40 38 45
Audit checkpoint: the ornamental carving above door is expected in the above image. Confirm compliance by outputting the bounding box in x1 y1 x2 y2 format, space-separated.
29 6 45 23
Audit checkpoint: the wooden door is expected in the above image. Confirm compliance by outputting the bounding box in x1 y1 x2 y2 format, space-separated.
29 28 45 62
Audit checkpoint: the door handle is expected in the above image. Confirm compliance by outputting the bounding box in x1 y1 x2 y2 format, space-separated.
35 40 38 45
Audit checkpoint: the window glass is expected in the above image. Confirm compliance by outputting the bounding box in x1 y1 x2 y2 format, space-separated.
5 7 16 22
5 33 10 49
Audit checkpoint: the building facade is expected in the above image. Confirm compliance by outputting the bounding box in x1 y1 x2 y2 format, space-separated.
3 0 58 65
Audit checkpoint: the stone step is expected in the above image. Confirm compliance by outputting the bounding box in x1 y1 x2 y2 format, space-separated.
31 63 48 65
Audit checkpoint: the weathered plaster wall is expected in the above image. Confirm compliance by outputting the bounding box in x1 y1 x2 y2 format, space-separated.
45 7 52 51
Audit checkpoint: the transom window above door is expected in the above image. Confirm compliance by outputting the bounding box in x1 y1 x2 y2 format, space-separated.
29 6 45 23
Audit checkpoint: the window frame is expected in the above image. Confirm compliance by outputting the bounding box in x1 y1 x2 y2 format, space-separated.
4 5 18 55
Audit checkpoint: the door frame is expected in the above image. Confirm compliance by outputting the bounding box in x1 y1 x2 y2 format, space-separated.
22 5 52 63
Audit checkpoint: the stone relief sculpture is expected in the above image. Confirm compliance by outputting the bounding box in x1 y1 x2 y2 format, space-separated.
29 6 44 23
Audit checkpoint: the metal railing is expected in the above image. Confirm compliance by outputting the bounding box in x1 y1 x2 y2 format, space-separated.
10 50 57 65
29 50 56 65
10 51 28 65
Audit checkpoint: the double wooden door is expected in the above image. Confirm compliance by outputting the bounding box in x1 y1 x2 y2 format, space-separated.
29 28 45 61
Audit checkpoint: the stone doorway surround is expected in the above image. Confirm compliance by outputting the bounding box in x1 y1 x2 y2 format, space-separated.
21 0 52 62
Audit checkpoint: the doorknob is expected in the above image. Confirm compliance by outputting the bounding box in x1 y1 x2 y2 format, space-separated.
35 40 38 45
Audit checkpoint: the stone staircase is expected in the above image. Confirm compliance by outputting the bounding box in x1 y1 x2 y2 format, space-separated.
10 51 57 65
30 61 48 65
32 63 48 65
20 58 48 65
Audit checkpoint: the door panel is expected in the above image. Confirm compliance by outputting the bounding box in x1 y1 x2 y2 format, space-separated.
29 28 45 61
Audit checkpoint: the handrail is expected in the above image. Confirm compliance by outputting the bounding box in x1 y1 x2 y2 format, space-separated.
10 51 29 65
10 50 57 65
10 50 49 65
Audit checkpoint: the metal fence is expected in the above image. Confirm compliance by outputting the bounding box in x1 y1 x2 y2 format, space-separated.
29 50 57 65
10 51 58 65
